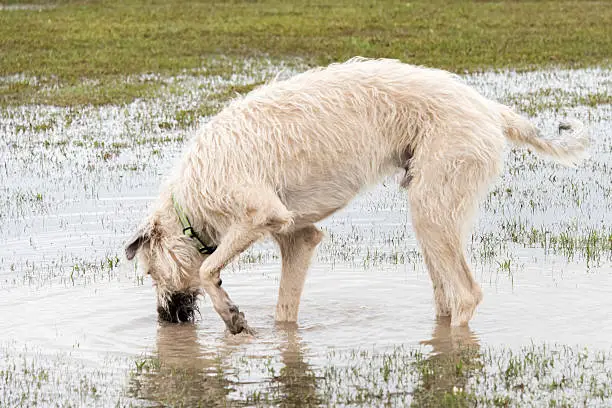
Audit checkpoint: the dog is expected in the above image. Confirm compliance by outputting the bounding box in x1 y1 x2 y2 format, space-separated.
125 58 588 332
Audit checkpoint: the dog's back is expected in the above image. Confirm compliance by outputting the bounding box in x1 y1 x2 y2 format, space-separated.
196 59 500 193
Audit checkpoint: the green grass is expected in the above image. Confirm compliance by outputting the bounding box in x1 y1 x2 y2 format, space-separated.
506 88 612 117
1 0 611 106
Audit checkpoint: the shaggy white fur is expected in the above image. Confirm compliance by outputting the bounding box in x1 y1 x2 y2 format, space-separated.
126 58 588 332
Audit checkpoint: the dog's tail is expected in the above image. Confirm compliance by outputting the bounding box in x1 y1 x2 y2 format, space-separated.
499 105 589 167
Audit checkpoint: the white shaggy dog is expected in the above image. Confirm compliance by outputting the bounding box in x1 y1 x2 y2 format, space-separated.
125 58 587 332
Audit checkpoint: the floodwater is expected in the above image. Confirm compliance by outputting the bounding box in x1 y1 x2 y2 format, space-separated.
1 62 611 406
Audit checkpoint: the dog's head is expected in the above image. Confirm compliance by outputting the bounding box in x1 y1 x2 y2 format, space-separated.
125 215 206 323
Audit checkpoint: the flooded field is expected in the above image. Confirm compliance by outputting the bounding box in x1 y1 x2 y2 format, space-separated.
1 61 611 406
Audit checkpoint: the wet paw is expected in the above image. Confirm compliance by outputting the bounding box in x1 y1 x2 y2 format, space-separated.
450 300 478 327
275 304 299 322
225 306 253 335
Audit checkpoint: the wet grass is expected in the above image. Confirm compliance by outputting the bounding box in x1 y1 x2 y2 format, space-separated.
1 67 609 285
472 219 612 268
1 0 611 106
3 342 609 407
506 88 612 117
123 343 612 407
506 223 612 267
4 332 612 407
1 3 611 405
0 344 129 407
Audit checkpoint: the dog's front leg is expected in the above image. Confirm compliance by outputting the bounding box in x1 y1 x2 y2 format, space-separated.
199 224 264 334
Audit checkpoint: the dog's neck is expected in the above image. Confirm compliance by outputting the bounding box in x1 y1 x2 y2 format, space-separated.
159 189 221 250
172 193 217 255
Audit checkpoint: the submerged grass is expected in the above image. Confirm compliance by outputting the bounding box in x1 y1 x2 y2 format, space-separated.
1 0 611 106
124 342 612 407
497 219 612 267
5 340 610 407
0 345 127 408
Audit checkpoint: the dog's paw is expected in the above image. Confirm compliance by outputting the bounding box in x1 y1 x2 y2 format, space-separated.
224 306 254 335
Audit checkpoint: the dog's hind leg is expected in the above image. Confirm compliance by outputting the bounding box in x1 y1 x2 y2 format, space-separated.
273 225 323 322
199 192 294 334
407 154 499 326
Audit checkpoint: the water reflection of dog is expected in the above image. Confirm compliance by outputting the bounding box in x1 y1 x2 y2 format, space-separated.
127 323 230 407
273 323 320 406
413 318 481 405
128 323 319 406
422 316 480 354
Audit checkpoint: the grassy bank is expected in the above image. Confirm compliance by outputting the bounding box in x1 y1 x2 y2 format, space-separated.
1 0 611 105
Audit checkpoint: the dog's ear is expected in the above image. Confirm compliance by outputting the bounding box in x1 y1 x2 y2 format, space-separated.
125 227 150 260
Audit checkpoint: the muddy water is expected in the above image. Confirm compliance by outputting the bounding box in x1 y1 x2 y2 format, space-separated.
1 64 611 406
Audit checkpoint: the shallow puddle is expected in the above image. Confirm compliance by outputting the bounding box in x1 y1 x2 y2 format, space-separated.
1 64 611 406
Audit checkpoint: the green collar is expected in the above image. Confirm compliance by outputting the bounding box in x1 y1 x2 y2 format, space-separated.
172 194 217 255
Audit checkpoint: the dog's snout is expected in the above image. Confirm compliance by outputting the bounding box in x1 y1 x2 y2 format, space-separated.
157 291 200 323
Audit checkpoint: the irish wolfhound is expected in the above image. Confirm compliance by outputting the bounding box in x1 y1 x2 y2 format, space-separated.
125 58 587 332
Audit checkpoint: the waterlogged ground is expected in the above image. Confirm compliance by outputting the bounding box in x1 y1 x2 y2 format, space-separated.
1 61 611 407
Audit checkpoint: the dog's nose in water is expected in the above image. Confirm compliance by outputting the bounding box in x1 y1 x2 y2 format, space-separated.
157 291 199 323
